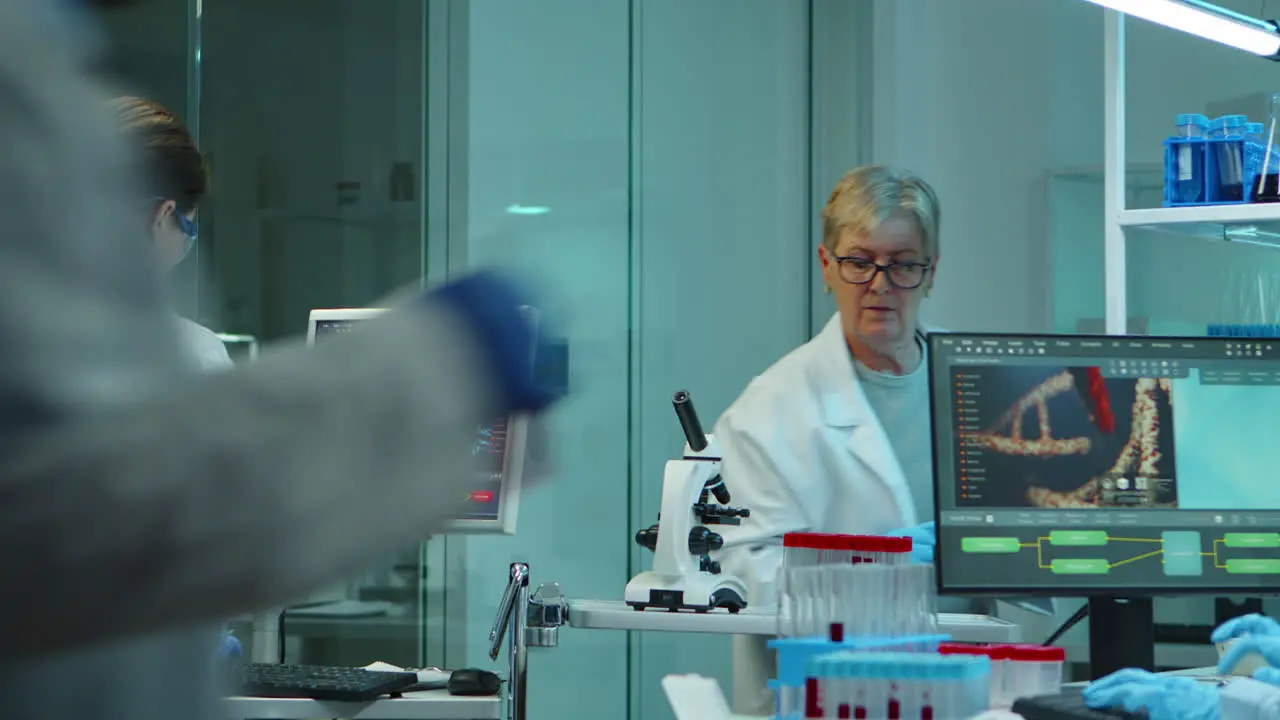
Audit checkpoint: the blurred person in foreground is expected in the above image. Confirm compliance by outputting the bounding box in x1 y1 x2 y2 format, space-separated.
0 3 558 720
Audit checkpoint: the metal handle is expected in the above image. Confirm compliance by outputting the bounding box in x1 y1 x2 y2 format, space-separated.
488 563 530 720
488 563 527 660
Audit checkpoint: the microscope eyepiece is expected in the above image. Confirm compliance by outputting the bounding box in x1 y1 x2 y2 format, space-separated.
672 390 708 452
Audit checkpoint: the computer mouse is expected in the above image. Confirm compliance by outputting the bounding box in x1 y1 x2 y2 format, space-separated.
448 668 502 696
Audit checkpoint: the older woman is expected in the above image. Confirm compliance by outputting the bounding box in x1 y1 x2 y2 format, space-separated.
713 166 1005 714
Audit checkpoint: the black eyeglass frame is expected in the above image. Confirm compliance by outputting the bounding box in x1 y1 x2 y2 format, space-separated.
832 255 933 290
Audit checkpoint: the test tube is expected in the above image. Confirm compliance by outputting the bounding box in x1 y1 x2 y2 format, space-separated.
782 533 823 637
885 535 912 565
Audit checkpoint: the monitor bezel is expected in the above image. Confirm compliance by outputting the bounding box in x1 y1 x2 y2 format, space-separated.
927 330 1280 597
305 307 530 536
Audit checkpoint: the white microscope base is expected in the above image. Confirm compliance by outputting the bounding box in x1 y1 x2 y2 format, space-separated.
624 571 748 613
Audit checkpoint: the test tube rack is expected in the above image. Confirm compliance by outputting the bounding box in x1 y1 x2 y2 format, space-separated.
1163 136 1280 207
768 632 950 720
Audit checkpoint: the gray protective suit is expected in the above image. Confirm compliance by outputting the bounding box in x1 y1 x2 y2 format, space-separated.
0 1 514 718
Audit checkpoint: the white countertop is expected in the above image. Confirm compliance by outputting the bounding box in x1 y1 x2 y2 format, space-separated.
567 599 1022 643
222 690 500 720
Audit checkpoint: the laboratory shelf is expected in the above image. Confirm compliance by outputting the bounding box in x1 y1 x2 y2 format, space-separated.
565 600 1022 643
1118 204 1280 243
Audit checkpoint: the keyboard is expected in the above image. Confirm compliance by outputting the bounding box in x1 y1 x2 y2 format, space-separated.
1012 690 1148 719
237 663 419 701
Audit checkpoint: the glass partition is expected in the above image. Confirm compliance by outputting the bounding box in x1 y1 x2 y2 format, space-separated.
198 0 431 667
101 0 438 668
98 1 859 717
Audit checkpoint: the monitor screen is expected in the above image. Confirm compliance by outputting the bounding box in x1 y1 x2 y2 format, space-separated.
929 333 1280 595
307 308 529 534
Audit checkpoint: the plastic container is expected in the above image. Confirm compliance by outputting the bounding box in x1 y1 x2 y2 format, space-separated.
1257 93 1280 201
1210 115 1249 202
1171 114 1209 205
1177 113 1209 138
1208 114 1248 139
1217 637 1268 676
938 642 1012 708
1002 645 1065 702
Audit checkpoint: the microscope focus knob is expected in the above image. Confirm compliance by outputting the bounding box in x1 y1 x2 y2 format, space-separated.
688 526 723 555
635 525 660 552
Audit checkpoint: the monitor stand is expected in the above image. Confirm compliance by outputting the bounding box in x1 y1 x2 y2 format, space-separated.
1088 597 1154 680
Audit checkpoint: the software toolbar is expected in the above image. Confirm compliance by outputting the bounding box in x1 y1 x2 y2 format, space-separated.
933 335 1279 361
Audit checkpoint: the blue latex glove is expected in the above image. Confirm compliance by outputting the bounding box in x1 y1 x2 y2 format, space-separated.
1212 613 1280 643
1256 666 1280 687
889 521 935 564
1083 669 1219 720
220 631 242 659
1218 635 1280 676
428 271 561 414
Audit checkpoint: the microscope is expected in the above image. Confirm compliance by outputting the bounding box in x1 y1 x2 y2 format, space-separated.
624 391 750 613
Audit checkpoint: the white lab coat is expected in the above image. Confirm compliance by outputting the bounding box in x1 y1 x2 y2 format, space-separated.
712 313 924 714
712 313 1046 715
714 313 924 604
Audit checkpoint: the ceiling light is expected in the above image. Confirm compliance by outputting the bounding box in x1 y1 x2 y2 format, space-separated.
506 204 551 216
1081 0 1280 57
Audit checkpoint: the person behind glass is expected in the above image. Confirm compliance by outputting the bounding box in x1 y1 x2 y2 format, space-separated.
112 95 233 374
712 166 1050 715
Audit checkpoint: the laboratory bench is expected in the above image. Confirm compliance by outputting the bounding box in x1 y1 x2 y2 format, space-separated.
223 690 500 720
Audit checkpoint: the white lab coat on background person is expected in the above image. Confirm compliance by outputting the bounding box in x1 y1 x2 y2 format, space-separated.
710 166 1051 716
714 314 934 715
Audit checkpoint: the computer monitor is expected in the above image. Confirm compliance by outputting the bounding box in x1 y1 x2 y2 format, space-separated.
929 333 1280 676
306 307 533 535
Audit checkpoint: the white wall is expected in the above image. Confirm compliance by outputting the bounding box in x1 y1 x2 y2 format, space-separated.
870 0 1055 334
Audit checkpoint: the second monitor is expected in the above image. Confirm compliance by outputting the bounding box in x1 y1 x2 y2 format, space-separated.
929 332 1280 676
929 333 1280 595
307 307 536 535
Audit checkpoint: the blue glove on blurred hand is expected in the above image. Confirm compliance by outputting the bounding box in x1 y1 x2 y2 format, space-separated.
220 631 242 659
889 521 935 564
1255 666 1280 687
428 271 562 414
1084 669 1219 720
1212 613 1280 643
1218 635 1280 675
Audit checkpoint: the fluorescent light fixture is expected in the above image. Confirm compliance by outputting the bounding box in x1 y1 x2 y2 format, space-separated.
506 204 551 216
1081 0 1280 56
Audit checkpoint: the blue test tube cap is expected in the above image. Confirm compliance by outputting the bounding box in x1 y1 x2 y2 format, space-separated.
1176 113 1209 128
1248 122 1265 136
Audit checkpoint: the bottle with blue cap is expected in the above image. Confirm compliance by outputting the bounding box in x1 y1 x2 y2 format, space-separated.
1209 115 1249 202
1172 114 1208 204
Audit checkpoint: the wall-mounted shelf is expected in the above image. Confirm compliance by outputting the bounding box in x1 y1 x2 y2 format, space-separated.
1118 204 1280 244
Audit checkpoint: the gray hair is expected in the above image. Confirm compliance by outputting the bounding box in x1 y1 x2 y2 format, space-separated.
822 165 941 258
